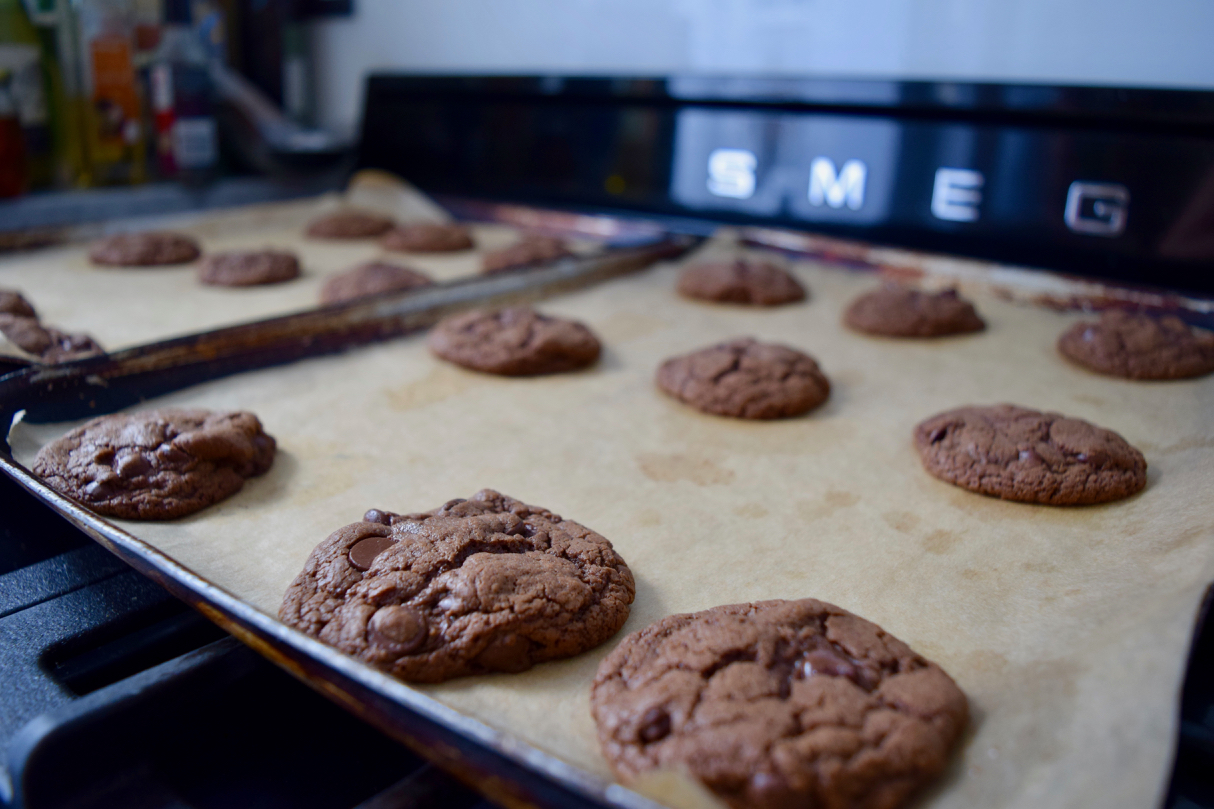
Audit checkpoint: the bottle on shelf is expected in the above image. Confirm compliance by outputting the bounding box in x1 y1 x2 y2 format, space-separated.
0 68 29 196
0 0 54 188
20 0 89 188
74 0 147 185
148 0 217 181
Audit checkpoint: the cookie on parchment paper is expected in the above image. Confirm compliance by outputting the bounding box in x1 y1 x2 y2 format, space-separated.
32 408 276 520
844 285 985 338
427 306 601 376
319 261 434 305
591 598 968 809
305 209 394 239
279 489 635 683
0 288 36 318
677 258 806 306
198 250 301 287
380 222 474 253
914 403 1147 505
89 232 201 267
656 338 830 420
0 313 103 364
481 235 573 274
1057 310 1214 381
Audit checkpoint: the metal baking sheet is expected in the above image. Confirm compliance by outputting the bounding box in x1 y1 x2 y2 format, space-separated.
3 232 1213 809
0 173 607 358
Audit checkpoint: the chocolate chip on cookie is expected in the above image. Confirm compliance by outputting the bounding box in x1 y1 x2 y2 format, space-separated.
481 235 573 274
89 232 201 267
198 250 301 287
0 288 36 318
591 598 968 809
677 258 806 306
305 209 394 239
380 222 474 253
428 306 601 376
279 489 635 682
1057 310 1214 380
0 313 103 364
319 261 434 306
33 408 276 519
656 338 830 419
844 285 985 337
914 403 1147 505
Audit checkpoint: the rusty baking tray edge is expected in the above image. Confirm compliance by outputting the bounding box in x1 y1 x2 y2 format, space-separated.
0 237 697 809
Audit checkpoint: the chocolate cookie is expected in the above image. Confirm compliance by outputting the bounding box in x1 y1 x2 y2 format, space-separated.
279 489 635 682
844 285 985 338
319 261 434 305
428 307 601 376
305 209 394 239
481 235 573 274
914 404 1147 505
198 250 301 287
0 288 36 318
1057 310 1214 380
591 599 968 809
33 408 276 520
89 232 201 267
0 313 103 363
676 258 806 306
381 222 474 253
656 338 830 420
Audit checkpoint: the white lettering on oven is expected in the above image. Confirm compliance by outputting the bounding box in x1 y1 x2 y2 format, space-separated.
706 148 758 199
808 157 866 210
931 168 984 222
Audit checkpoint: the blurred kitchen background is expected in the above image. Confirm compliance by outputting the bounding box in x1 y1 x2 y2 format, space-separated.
1 0 1211 200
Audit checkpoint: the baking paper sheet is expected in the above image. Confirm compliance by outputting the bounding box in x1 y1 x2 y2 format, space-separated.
0 174 593 354
10 235 1214 809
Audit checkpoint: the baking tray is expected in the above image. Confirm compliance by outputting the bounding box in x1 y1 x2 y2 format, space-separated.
2 225 1212 809
0 172 625 367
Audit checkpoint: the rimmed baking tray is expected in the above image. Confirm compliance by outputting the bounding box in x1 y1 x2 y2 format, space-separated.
2 219 1212 809
0 172 643 370
0 232 692 809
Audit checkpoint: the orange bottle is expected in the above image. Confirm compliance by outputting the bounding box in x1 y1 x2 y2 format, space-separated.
75 0 146 185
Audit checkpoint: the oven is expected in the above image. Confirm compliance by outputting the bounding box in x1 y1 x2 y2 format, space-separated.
1 70 1212 809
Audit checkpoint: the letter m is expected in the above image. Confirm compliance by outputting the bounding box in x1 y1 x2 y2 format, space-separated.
808 158 867 210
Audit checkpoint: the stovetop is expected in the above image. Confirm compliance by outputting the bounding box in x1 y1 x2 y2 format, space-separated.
0 473 500 809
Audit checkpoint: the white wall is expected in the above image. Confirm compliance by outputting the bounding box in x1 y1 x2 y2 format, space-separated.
309 0 1214 135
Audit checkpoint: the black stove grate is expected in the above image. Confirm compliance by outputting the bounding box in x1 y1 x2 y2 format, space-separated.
0 473 498 809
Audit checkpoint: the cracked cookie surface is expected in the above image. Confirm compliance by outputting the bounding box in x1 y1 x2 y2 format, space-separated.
33 408 276 519
914 404 1146 505
481 235 573 274
381 222 474 253
844 285 985 338
198 250 301 287
279 489 635 683
656 338 830 419
1057 310 1214 380
320 261 434 305
677 258 806 306
89 232 201 266
591 599 967 809
306 209 394 239
427 306 601 375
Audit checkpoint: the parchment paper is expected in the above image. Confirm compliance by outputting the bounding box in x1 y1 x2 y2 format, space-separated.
0 173 594 353
11 236 1214 809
